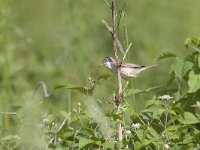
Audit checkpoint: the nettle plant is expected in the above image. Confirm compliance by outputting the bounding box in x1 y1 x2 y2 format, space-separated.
42 37 200 149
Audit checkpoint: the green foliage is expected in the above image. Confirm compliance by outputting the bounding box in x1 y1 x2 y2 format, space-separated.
153 51 177 63
188 71 200 93
54 73 111 95
1 1 200 149
38 38 200 149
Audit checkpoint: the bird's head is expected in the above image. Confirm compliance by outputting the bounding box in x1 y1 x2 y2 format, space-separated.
102 56 116 69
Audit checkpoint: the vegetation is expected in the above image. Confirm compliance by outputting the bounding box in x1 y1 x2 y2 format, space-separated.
0 0 200 149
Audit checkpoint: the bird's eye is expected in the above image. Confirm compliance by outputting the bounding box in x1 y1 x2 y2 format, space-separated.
104 59 107 63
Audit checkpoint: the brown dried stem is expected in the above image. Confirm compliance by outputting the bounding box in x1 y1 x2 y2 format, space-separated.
102 20 125 55
111 0 123 142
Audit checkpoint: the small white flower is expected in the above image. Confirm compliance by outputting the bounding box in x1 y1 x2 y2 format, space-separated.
125 130 131 135
158 95 173 100
42 118 48 123
163 143 170 149
131 123 141 129
196 101 200 107
69 127 74 130
125 145 129 148
14 135 21 140
58 137 62 142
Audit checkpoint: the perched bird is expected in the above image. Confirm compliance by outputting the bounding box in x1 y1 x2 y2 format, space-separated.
102 56 158 80
101 56 159 91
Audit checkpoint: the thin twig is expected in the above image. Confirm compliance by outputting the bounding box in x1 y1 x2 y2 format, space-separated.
57 112 71 132
46 113 71 149
188 45 200 52
102 20 125 55
103 0 111 8
123 42 132 61
32 81 51 99
0 112 16 115
111 0 123 142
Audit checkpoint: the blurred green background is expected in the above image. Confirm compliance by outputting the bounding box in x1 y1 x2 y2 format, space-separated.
0 0 200 133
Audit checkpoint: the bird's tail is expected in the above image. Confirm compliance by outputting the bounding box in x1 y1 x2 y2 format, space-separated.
142 64 159 71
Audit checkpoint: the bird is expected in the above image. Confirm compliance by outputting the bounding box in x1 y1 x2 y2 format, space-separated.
101 56 159 90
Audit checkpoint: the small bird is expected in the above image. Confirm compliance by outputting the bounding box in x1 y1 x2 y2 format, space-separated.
102 56 158 80
101 56 159 91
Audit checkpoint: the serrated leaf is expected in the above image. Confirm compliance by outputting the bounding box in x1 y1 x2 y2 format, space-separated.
185 37 200 47
185 37 192 48
182 61 194 75
188 71 200 93
170 58 184 78
185 37 200 51
153 51 176 63
170 58 193 79
178 112 200 124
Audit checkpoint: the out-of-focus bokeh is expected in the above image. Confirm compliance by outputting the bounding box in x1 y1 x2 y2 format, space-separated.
0 0 200 130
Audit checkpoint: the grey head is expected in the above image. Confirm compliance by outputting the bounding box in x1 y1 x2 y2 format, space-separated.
102 56 118 74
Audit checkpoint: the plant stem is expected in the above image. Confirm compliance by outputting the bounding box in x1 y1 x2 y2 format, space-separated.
111 0 123 142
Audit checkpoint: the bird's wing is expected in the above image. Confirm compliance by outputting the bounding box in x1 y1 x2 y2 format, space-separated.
121 63 145 69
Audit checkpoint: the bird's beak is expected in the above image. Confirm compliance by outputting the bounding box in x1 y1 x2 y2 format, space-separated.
98 63 104 68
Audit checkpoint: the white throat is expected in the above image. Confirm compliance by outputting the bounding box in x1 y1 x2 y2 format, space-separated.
106 61 117 74
107 61 113 69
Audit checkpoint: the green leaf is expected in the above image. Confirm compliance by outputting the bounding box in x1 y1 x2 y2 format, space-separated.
185 37 200 48
171 58 193 79
188 71 200 93
136 130 144 142
97 73 111 81
182 135 193 144
167 125 181 131
198 55 200 68
182 61 194 76
148 127 159 140
145 86 162 92
134 141 142 150
79 138 95 149
144 99 161 108
153 51 176 63
102 141 115 149
54 74 110 95
125 86 161 97
82 128 95 137
124 88 143 97
106 113 122 121
143 139 151 145
170 58 184 78
178 112 200 124
54 85 94 95
185 37 193 48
